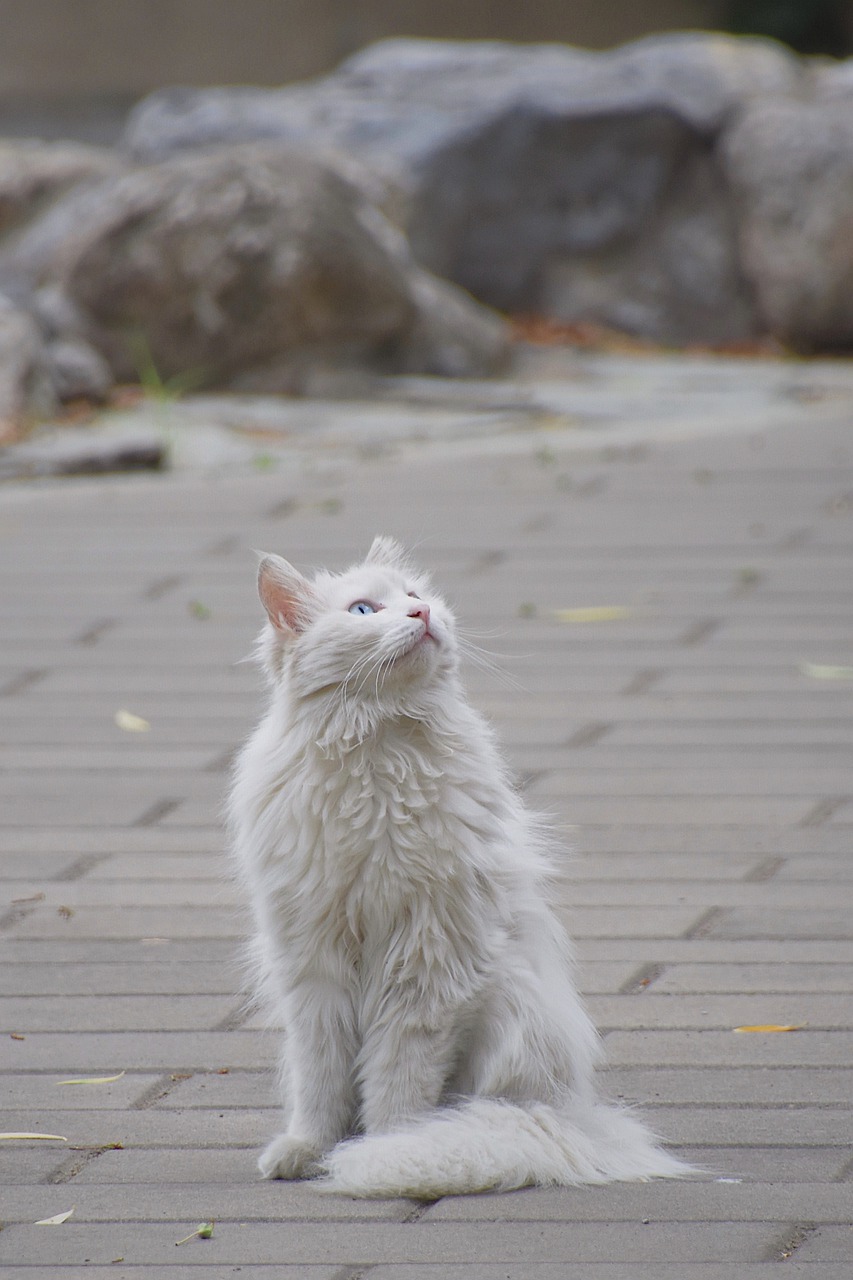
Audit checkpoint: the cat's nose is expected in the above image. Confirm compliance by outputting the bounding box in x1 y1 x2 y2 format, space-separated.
408 601 431 628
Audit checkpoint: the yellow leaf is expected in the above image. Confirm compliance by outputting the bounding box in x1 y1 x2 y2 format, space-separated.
800 663 853 681
0 1132 67 1142
115 708 150 732
733 1024 805 1034
35 1208 75 1225
56 1071 126 1086
553 606 632 623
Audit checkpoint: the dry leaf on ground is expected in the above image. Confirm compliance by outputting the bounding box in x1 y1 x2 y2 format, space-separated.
115 708 150 732
56 1071 126 1086
733 1024 805 1033
35 1208 75 1225
0 1132 67 1141
553 606 632 623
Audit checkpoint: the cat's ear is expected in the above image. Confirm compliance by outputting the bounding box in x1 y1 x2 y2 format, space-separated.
366 535 410 571
256 553 316 635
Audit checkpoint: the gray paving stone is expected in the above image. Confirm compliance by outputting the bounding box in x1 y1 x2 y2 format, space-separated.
0 1107 272 1147
2 374 852 1275
1 1030 272 1071
602 1067 853 1106
603 1031 853 1068
7 906 243 939
0 962 242 997
707 910 853 940
643 1105 853 1146
568 880 853 910
0 1270 340 1279
1 994 238 1032
4 880 235 907
0 1181 411 1222
0 1147 71 1185
0 1072 163 1110
586 993 853 1030
794 1226 853 1262
578 940 853 964
651 963 853 994
365 1269 853 1280
0 1220 783 1266
423 1181 853 1223
675 1146 851 1183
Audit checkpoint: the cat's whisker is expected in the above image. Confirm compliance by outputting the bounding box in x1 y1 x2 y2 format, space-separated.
456 639 526 693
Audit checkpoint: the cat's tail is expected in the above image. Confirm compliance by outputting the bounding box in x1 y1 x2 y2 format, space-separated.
320 1097 693 1198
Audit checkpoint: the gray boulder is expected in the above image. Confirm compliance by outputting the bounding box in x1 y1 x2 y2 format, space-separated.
4 145 506 387
0 294 55 434
722 99 853 352
123 32 804 344
0 139 119 241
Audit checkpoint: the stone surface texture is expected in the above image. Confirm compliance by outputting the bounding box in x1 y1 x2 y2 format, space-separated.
722 98 853 351
6 145 507 387
0 30 852 401
1 352 852 1274
123 32 805 345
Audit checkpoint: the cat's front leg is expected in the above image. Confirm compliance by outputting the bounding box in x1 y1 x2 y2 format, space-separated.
358 1006 459 1133
259 982 356 1180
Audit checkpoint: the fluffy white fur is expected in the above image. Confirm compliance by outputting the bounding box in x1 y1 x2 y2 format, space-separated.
228 536 689 1197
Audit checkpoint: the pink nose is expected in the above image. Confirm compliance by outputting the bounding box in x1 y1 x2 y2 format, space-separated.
408 601 430 628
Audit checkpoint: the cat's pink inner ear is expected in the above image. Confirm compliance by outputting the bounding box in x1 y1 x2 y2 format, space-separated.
257 556 313 635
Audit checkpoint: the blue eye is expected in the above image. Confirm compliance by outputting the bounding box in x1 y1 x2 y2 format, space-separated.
348 601 375 616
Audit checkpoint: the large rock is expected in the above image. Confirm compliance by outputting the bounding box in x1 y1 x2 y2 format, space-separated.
722 99 853 352
0 140 119 241
4 145 507 387
0 294 55 436
123 32 804 343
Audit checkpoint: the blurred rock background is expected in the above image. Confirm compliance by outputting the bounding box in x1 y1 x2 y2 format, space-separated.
0 0 851 440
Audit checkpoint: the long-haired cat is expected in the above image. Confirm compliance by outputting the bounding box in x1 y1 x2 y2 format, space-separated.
228 536 688 1197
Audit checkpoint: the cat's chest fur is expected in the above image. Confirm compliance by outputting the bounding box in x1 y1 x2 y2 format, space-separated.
238 709 509 966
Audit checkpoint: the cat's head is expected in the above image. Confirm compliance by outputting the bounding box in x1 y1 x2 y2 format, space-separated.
255 536 458 719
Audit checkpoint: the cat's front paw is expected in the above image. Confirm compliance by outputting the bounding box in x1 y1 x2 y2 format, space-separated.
258 1132 325 1180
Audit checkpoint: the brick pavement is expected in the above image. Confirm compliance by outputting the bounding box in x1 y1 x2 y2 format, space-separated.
1 388 852 1276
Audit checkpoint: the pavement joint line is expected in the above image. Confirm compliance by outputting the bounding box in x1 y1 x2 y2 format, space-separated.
563 721 612 749
203 535 240 558
74 618 118 646
768 1221 819 1262
798 796 850 828
620 668 663 696
205 746 238 773
515 769 547 793
213 1004 253 1032
0 903 39 930
467 549 508 574
682 907 728 939
776 527 813 551
265 495 299 519
52 853 114 882
618 962 666 994
678 618 721 647
131 797 183 827
42 1145 111 1185
0 667 49 696
400 1201 441 1224
130 1072 191 1111
824 489 853 514
742 857 787 883
142 573 184 600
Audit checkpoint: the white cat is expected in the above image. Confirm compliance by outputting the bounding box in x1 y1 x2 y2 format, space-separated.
228 536 689 1197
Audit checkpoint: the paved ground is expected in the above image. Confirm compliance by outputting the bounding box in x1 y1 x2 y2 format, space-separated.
1 353 852 1277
